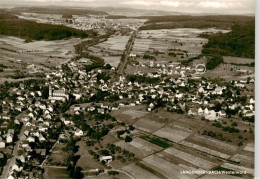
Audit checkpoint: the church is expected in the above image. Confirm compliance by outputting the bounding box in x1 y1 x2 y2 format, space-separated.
48 87 69 102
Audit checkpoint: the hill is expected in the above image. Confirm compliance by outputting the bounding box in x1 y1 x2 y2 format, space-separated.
0 11 96 41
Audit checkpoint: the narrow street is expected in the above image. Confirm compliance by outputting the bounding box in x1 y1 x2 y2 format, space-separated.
1 112 26 179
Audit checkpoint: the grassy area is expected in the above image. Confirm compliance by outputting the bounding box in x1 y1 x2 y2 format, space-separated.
136 162 167 179
141 136 171 148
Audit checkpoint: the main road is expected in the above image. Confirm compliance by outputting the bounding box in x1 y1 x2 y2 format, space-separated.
118 30 138 74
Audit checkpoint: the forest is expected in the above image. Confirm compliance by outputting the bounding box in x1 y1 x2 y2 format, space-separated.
0 11 94 41
140 15 254 30
201 23 255 59
11 7 108 16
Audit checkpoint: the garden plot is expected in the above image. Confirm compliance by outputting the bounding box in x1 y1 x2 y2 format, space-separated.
142 154 197 179
153 126 191 143
163 147 216 170
133 118 165 133
243 142 254 153
122 163 161 179
221 163 254 175
115 137 162 158
179 141 230 159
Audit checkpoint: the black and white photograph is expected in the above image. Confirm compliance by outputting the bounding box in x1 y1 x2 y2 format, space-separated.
0 0 256 178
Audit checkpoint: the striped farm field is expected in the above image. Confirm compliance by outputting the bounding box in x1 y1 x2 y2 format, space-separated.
191 135 238 153
231 154 254 166
179 141 230 159
153 127 191 143
115 137 162 158
163 147 217 170
142 154 197 179
134 118 165 133
243 142 254 153
221 163 254 175
122 163 161 179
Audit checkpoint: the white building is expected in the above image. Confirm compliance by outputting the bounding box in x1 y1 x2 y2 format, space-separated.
48 87 69 102
100 156 113 164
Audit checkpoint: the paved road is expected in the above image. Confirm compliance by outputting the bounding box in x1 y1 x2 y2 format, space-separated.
118 30 138 74
1 113 26 179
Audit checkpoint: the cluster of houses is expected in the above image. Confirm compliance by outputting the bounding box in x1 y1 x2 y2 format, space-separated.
0 48 255 178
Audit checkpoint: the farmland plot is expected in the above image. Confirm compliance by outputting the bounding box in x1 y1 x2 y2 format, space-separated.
142 154 197 179
122 110 149 119
243 142 254 153
179 141 230 159
115 137 162 158
191 135 238 153
134 118 165 133
153 127 191 143
221 163 254 175
111 106 148 124
102 56 121 67
122 163 161 179
95 35 130 53
163 147 216 170
231 154 254 166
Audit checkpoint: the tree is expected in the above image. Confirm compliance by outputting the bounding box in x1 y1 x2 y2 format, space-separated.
124 136 132 142
41 86 49 99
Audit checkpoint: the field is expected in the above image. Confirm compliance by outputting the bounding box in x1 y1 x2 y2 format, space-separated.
111 106 148 124
122 163 161 179
141 154 196 179
43 168 70 179
75 140 105 170
132 28 229 60
202 63 255 81
102 56 121 67
153 126 191 143
223 56 254 64
126 28 230 75
0 35 85 83
89 33 130 56
134 118 165 133
112 108 254 178
115 137 163 158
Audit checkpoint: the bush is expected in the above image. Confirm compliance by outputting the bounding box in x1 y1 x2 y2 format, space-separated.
108 171 119 175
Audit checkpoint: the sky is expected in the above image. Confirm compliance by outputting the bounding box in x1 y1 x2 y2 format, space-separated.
0 0 255 14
